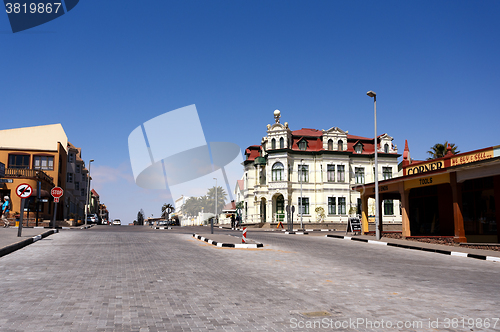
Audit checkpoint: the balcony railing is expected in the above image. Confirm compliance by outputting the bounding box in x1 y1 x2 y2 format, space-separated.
5 168 54 185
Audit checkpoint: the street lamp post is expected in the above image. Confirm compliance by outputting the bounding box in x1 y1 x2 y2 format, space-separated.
367 91 380 240
84 159 94 228
212 178 217 234
300 159 304 230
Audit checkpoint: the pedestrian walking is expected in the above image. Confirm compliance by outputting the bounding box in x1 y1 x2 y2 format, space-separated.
2 196 11 228
231 214 235 229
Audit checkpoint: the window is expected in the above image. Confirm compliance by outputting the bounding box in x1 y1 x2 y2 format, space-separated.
33 156 54 171
80 189 85 196
288 165 292 181
355 167 365 184
8 154 30 169
76 164 80 173
338 197 346 215
383 167 392 180
298 140 307 151
327 165 335 182
271 138 276 149
279 137 284 149
68 153 74 163
384 143 389 153
272 162 284 181
82 173 85 181
298 164 308 182
328 139 333 150
75 182 80 190
384 199 394 215
337 165 345 182
67 173 73 183
338 140 343 151
328 197 336 214
355 144 363 154
298 197 309 214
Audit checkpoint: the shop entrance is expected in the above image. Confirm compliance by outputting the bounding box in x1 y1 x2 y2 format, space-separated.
409 184 454 236
462 176 497 243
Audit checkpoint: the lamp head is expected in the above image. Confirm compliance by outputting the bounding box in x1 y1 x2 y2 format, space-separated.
366 91 376 98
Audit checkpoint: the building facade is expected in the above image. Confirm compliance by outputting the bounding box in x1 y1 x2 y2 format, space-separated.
242 110 401 224
0 124 68 222
356 142 500 243
0 124 102 225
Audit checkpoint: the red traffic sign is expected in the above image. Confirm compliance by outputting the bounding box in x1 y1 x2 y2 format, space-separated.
16 183 33 199
51 187 63 203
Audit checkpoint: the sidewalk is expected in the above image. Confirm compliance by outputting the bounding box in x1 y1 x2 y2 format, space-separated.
324 232 500 262
0 227 59 258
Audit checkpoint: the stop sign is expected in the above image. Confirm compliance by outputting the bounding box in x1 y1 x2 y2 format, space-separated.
51 187 63 202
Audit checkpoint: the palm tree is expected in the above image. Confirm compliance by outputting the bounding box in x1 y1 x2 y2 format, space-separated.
182 197 203 217
427 141 459 160
161 203 174 219
206 186 227 215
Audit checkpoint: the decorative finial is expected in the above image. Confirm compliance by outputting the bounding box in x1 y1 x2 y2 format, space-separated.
274 109 281 123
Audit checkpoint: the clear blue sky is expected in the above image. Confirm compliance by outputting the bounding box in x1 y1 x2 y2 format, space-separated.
2 1 500 223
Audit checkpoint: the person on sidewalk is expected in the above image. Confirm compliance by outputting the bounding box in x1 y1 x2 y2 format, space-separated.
231 214 236 230
2 196 11 228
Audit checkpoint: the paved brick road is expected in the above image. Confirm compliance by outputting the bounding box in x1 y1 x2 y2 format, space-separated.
0 226 499 331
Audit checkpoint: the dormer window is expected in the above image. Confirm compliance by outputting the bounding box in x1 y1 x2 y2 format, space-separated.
384 143 389 153
338 140 343 151
298 139 307 151
328 139 333 150
355 143 363 154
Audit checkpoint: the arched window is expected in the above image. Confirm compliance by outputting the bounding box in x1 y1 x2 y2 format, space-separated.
279 137 284 149
338 140 343 151
272 162 284 181
271 138 276 149
328 139 333 150
384 143 389 153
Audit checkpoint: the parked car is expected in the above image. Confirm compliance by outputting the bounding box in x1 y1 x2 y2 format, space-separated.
87 215 96 223
112 219 121 225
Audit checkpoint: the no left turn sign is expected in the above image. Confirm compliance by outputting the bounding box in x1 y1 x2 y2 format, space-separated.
16 183 33 199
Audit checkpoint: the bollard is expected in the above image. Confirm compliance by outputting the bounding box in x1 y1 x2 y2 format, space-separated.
242 227 247 243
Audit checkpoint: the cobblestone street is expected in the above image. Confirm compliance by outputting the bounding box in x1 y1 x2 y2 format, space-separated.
0 226 499 331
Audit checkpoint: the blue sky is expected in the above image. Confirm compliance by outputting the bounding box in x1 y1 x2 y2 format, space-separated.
2 1 500 223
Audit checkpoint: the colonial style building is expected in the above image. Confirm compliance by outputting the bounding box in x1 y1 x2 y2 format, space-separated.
242 110 401 224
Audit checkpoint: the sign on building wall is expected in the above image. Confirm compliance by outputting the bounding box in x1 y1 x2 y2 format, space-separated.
406 160 445 175
450 148 494 167
404 173 450 191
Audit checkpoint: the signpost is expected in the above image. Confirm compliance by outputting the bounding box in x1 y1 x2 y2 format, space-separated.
286 205 295 232
51 187 63 228
16 183 33 237
346 217 362 234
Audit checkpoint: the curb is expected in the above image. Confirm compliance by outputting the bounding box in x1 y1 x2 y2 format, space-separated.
284 231 309 235
152 226 172 230
193 234 263 248
265 229 337 232
325 234 500 263
0 229 59 258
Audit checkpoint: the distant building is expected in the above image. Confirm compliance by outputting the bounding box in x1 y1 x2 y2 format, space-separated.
242 110 402 224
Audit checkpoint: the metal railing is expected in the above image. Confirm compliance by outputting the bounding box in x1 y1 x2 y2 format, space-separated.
5 168 54 184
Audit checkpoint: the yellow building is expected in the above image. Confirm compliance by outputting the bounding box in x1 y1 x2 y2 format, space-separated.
0 124 68 223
